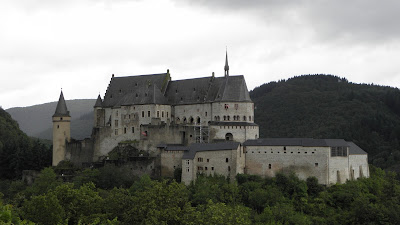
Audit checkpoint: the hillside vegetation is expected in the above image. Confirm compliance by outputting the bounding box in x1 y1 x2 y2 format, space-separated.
0 107 51 179
6 99 95 140
251 74 400 171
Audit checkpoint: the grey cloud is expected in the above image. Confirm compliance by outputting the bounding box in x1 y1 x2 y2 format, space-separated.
174 0 400 43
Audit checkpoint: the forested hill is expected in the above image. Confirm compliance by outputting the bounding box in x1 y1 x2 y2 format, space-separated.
6 99 95 140
0 107 51 179
250 74 400 171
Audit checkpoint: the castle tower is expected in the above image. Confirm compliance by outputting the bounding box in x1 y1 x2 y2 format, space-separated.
93 94 104 127
52 90 71 166
224 49 229 77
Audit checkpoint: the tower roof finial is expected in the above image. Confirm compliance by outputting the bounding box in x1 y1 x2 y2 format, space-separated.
53 90 70 117
224 48 229 77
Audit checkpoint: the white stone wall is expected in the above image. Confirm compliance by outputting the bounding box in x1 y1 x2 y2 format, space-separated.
182 159 194 185
328 148 350 184
52 116 71 166
181 146 244 185
245 145 330 185
173 103 212 125
211 102 254 122
210 125 259 142
348 154 369 180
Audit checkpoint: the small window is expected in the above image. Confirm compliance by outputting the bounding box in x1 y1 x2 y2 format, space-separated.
115 120 118 127
167 112 169 118
132 127 135 133
268 164 272 169
57 125 59 129
211 167 214 170
207 159 209 162
228 166 231 171
60 117 63 121
315 163 318 167
187 167 189 172
284 146 286 150
124 127 127 134
226 158 229 162
148 111 150 117
142 111 145 117
162 111 164 117
205 167 208 170
157 111 160 118
114 129 118 135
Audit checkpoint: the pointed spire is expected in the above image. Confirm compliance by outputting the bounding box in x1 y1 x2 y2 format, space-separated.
53 90 70 117
94 94 103 108
224 48 229 77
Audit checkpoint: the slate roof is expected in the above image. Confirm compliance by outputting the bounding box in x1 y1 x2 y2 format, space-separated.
182 142 241 159
101 73 252 108
347 142 368 155
102 73 169 108
94 94 103 108
53 91 70 117
244 138 368 155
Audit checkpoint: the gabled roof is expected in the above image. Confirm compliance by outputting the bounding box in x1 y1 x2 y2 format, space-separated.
53 91 70 117
182 142 240 159
101 73 252 108
102 73 169 107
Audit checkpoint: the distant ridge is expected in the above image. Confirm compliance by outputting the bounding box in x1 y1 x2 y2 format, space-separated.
6 99 96 140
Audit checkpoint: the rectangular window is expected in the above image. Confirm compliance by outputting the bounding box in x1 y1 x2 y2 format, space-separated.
211 167 214 170
167 112 169 118
315 163 319 167
186 160 190 165
132 127 135 133
115 120 118 127
114 129 118 135
148 111 151 117
268 164 272 169
226 158 229 163
186 167 189 172
157 111 160 117
124 127 127 134
142 111 145 117
205 167 208 170
162 111 164 117
331 147 348 157
207 159 209 162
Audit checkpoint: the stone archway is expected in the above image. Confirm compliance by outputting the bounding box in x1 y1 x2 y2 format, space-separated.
225 133 233 141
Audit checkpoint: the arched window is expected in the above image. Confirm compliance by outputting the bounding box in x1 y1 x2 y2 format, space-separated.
223 116 226 121
249 116 252 121
183 117 187 123
243 116 247 121
190 117 194 124
225 133 233 141
197 117 201 124
214 116 217 121
176 117 180 124
227 116 230 121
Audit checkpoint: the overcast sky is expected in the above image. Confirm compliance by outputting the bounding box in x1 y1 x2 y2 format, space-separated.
1 0 400 109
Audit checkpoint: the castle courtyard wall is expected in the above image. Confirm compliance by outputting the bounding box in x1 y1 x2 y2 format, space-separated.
245 145 330 185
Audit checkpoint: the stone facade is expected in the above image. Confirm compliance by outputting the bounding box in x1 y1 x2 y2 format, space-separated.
52 55 369 185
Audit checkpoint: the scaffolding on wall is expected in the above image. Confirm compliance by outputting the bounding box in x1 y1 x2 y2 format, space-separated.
194 125 209 143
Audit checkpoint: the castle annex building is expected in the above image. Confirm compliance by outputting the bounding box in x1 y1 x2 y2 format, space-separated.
52 53 369 185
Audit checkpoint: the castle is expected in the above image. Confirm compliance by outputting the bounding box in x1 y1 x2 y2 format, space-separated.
52 52 369 185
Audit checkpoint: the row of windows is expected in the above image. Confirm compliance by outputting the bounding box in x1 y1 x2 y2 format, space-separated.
248 151 316 154
214 115 252 121
224 104 240 110
197 166 231 171
197 157 229 163
114 127 135 135
266 163 319 169
219 126 257 129
331 147 348 157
